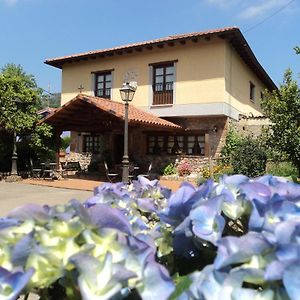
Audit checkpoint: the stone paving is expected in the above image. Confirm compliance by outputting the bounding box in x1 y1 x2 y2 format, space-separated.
0 181 92 216
0 177 183 217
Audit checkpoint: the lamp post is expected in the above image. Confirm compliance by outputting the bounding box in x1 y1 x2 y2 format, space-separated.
119 82 136 183
11 130 18 176
9 98 22 180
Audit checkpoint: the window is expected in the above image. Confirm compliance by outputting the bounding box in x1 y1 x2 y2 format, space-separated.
148 135 164 154
250 81 255 101
152 63 174 105
83 135 101 153
95 72 112 99
187 135 205 155
147 134 205 155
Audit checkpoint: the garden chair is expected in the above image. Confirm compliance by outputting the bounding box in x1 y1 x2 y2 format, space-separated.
30 159 42 179
139 163 152 179
104 161 119 183
42 160 56 180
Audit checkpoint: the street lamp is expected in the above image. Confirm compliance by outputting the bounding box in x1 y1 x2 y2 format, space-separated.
119 82 136 183
10 98 22 177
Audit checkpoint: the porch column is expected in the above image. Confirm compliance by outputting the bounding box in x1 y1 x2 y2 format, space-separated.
204 133 210 157
55 130 62 171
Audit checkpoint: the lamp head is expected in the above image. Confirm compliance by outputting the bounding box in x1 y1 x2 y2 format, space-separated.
119 82 136 102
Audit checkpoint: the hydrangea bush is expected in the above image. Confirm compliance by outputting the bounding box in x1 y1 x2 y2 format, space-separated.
0 175 300 299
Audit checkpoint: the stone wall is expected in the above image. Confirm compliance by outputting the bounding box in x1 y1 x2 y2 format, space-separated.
238 116 271 138
60 152 93 172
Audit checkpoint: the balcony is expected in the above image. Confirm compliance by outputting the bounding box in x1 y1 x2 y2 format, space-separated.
152 83 173 105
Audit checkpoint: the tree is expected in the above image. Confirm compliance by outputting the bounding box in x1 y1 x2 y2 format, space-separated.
231 136 267 177
40 92 61 109
220 124 243 164
0 64 53 169
261 69 300 177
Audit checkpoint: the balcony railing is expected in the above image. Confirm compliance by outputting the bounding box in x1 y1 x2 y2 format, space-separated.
152 83 173 105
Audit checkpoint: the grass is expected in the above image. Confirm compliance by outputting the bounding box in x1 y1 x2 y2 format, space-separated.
266 161 298 178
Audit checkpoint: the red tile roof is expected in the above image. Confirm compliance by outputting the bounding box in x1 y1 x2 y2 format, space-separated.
44 27 276 91
42 94 182 129
45 27 237 67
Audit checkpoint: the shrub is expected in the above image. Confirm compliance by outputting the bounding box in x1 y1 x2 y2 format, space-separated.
220 124 243 164
176 159 192 176
232 136 267 177
60 136 71 151
266 160 298 177
197 164 234 185
163 162 177 175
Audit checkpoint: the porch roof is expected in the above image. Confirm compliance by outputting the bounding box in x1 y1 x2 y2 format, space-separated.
42 94 182 132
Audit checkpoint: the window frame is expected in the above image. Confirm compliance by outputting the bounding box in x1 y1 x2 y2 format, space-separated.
94 71 112 99
249 81 255 102
151 61 176 105
83 135 102 154
147 133 205 156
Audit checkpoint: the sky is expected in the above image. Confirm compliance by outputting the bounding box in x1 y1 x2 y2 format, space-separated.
0 0 299 93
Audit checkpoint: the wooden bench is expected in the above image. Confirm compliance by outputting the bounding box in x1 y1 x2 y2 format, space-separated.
61 161 85 177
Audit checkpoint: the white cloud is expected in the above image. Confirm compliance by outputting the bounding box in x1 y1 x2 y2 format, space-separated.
238 0 292 19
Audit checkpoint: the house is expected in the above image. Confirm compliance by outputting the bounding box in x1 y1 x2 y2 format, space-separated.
43 27 276 173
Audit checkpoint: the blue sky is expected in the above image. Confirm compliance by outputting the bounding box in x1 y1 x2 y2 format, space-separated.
0 0 299 93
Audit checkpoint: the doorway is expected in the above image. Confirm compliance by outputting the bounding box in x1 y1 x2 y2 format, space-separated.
114 134 124 164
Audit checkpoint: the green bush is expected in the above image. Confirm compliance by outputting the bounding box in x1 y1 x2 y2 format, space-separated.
163 163 177 175
60 136 71 151
220 125 243 164
266 161 298 177
232 136 267 177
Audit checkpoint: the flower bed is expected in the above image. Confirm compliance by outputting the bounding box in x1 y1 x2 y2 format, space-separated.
0 175 300 299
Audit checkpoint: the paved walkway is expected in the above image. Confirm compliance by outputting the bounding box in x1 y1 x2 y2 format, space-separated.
0 177 184 217
22 177 183 191
0 181 92 216
23 177 103 191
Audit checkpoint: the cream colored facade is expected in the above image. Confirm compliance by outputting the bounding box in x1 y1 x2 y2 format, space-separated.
60 37 268 120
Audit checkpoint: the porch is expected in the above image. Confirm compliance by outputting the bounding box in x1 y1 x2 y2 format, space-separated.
42 94 228 177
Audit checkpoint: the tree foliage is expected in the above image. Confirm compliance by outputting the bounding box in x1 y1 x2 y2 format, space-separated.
261 69 300 176
40 92 61 109
220 124 243 164
0 64 53 155
232 136 267 177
